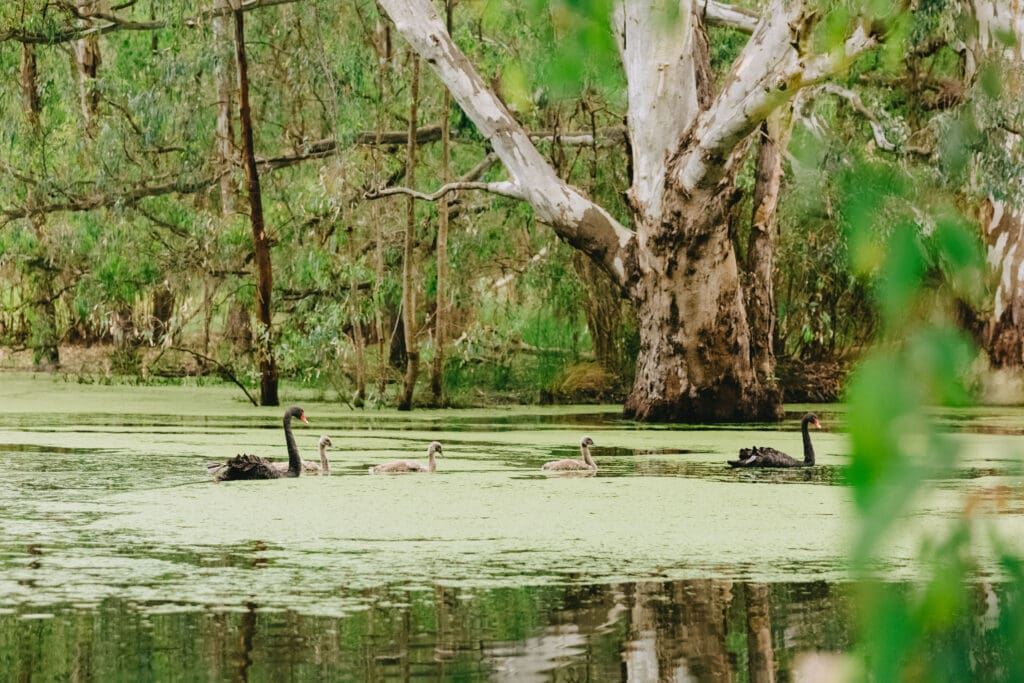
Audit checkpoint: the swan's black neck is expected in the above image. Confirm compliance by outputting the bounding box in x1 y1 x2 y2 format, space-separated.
801 417 816 465
284 414 301 476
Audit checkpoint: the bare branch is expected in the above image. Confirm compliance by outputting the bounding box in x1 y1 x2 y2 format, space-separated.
700 0 758 34
820 83 896 152
365 152 508 200
366 180 523 202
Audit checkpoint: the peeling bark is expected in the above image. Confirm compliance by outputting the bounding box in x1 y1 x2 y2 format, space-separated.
378 0 876 421
969 1 1024 368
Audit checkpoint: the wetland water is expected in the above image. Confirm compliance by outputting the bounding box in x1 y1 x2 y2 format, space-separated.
1 375 1023 680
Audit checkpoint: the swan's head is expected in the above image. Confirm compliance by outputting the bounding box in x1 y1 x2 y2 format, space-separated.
803 413 820 429
580 435 595 448
286 406 309 424
319 435 333 449
428 441 443 457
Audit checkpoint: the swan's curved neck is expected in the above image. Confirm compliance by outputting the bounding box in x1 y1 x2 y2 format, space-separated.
319 443 330 475
581 444 596 469
427 450 437 473
284 414 301 476
801 419 815 465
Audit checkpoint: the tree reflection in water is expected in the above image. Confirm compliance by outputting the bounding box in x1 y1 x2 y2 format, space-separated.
2 578 1008 681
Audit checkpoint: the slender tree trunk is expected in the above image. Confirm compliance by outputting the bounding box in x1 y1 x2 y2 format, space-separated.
431 3 453 404
372 19 391 397
20 44 60 369
233 6 278 406
151 282 174 345
214 0 237 215
347 222 368 405
745 108 793 386
575 253 626 374
72 0 101 134
397 53 421 411
110 302 139 374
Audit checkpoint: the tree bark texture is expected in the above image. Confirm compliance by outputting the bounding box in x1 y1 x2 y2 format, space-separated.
431 4 453 404
378 0 876 421
574 252 627 376
73 0 102 134
397 52 421 411
745 108 793 387
233 7 278 406
20 43 60 368
214 0 237 214
431 89 451 403
969 1 1024 368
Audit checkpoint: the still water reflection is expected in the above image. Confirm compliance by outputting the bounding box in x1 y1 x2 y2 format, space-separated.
1 579 860 681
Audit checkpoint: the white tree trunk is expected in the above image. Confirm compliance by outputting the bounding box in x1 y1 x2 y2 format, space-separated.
377 0 876 420
969 0 1024 367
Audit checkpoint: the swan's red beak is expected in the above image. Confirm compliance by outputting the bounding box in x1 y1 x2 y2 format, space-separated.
300 413 309 424
813 418 821 429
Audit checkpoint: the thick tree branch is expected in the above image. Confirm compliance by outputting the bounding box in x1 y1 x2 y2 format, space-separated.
1 173 226 225
700 0 758 34
0 0 300 45
378 0 637 287
674 4 878 193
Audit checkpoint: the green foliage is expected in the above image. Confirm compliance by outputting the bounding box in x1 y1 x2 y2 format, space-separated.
837 147 1024 678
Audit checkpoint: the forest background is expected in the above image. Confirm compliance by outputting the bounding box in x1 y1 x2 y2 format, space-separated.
0 0 1020 420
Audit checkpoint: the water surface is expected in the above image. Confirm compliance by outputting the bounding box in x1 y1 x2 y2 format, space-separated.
1 374 1021 680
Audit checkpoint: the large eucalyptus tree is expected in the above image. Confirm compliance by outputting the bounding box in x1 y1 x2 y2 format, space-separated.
376 0 881 421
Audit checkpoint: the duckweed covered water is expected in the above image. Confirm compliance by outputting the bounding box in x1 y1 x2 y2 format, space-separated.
1 374 1022 680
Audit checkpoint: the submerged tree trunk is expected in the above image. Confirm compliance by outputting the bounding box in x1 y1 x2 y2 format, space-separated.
745 108 793 387
379 0 875 421
397 52 421 411
233 6 278 406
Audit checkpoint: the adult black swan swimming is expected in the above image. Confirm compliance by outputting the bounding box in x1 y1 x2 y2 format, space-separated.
728 413 820 468
208 406 309 481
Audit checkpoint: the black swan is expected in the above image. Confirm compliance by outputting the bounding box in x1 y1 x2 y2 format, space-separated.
542 436 597 471
728 413 820 468
208 406 309 481
368 441 442 474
